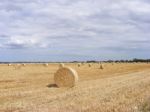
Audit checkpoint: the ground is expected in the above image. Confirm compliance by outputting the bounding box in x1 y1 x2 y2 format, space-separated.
0 63 150 112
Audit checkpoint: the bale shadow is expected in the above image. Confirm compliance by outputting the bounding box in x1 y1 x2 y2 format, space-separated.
47 84 58 88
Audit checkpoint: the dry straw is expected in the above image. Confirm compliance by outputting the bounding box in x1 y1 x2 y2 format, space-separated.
54 67 78 87
99 64 104 69
89 63 91 67
78 63 81 67
59 63 65 68
8 64 11 66
14 64 21 70
22 64 26 66
44 63 48 67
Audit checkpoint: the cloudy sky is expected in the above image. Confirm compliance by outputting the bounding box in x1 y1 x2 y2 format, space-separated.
0 0 150 62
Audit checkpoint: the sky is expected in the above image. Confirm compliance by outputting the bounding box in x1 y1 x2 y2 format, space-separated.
0 0 150 62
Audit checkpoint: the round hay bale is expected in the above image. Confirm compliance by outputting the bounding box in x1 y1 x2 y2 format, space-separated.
54 67 78 87
8 64 11 66
78 63 81 67
59 63 64 68
99 64 103 69
22 64 26 66
88 63 91 67
44 63 48 67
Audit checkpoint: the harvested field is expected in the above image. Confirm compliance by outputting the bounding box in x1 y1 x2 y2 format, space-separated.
0 63 150 112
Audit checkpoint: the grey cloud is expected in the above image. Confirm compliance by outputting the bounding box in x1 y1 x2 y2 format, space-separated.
4 43 28 49
0 0 150 61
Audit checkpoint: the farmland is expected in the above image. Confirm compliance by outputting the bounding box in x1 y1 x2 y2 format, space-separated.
0 63 150 112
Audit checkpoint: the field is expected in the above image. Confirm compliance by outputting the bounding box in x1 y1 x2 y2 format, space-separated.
0 63 150 112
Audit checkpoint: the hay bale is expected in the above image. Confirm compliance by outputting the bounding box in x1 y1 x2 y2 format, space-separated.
44 63 48 67
8 64 11 66
88 63 91 67
99 64 103 69
78 63 81 67
22 64 26 66
54 67 78 87
59 63 64 68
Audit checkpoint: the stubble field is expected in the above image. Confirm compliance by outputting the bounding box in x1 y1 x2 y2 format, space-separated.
0 63 150 112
